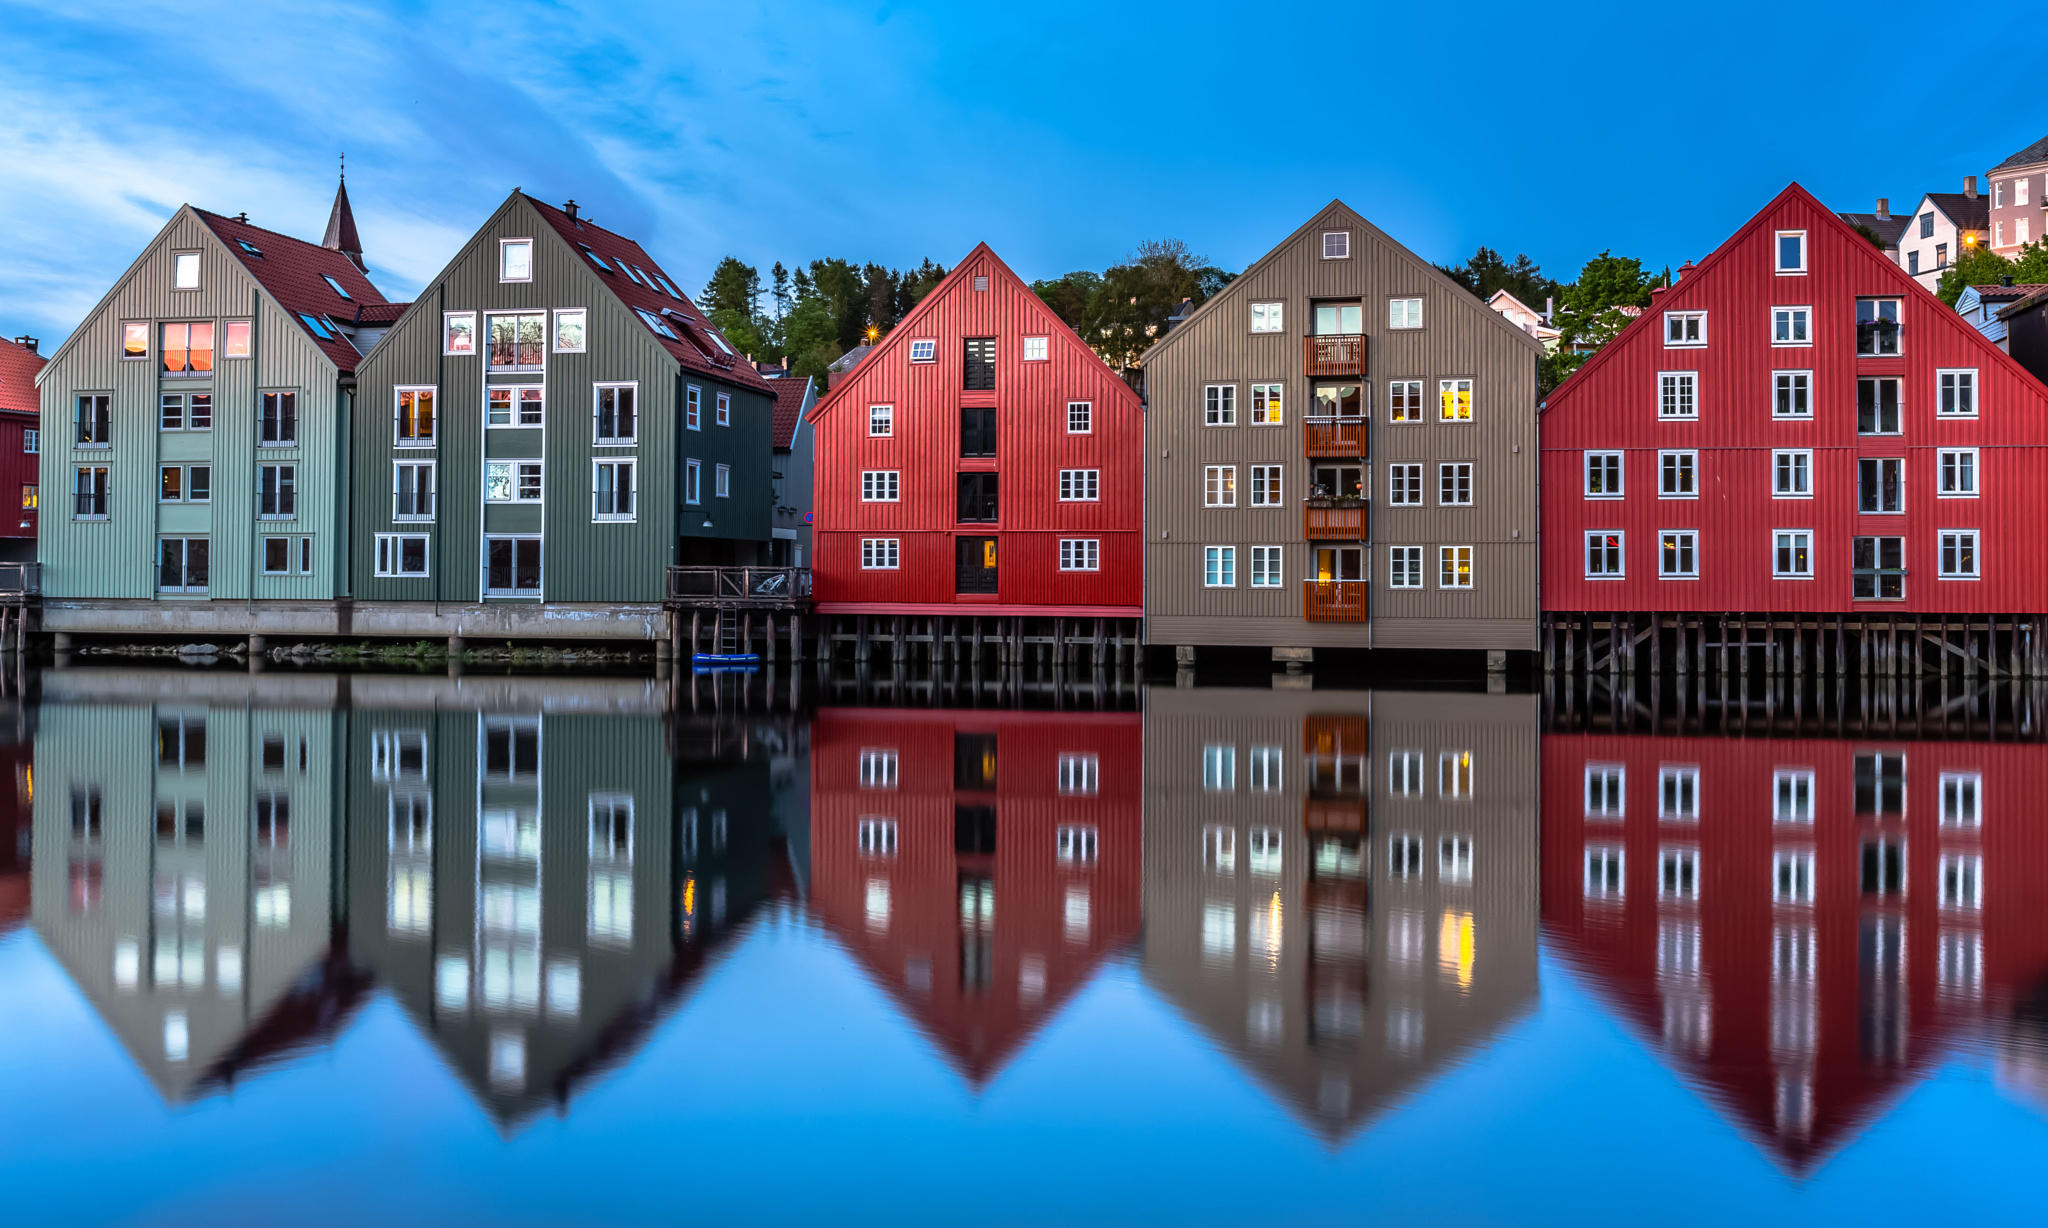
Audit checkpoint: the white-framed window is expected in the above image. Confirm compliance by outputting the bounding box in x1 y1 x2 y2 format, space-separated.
395 386 436 446
1387 380 1423 422
1203 465 1236 507
499 237 533 282
1940 771 1982 828
860 538 899 569
392 460 435 523
1387 545 1423 588
593 460 636 521
1658 371 1698 418
1389 833 1424 880
1660 530 1698 578
1439 462 1473 506
1585 845 1626 901
257 463 296 520
1658 450 1696 497
1204 825 1237 876
1773 370 1812 418
1249 464 1282 507
908 338 936 363
2023 178 2035 207
858 816 898 857
1775 230 1807 273
1250 382 1283 425
1938 448 1978 497
486 312 546 372
486 384 544 427
1774 529 1813 578
1388 750 1424 797
374 533 429 577
1203 545 1236 587
1858 376 1902 434
1774 450 1812 498
22 428 36 454
1939 853 1984 910
1664 311 1706 346
434 310 473 357
1201 744 1236 791
1772 306 1811 346
1659 846 1701 901
1658 765 1700 819
1057 824 1099 866
1774 768 1815 822
1250 301 1283 333
485 460 543 503
1204 383 1237 426
258 390 297 445
1060 468 1102 502
1857 458 1904 513
1438 546 1473 589
593 383 637 445
172 250 201 289
1585 531 1624 578
1939 529 1979 579
858 749 898 789
861 470 900 502
1938 369 1977 417
685 385 702 431
552 308 586 353
1439 750 1473 798
1387 463 1423 506
1857 298 1902 357
684 458 702 505
1774 849 1817 905
1439 834 1475 884
1022 335 1049 361
1585 764 1626 817
1389 297 1422 329
1058 538 1099 571
715 463 730 498
1068 401 1092 433
716 392 730 426
1585 451 1624 498
1322 230 1351 259
1249 545 1283 587
260 535 312 575
1249 746 1284 793
866 404 893 436
1058 753 1100 795
1439 378 1473 421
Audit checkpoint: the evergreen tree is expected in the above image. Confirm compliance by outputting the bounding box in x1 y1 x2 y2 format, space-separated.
769 261 791 320
1543 250 1656 393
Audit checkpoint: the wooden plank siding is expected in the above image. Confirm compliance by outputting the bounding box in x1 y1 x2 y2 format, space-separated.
808 245 1144 612
37 209 351 600
1142 202 1542 652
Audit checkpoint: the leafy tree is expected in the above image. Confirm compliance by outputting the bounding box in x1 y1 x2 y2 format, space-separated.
1440 246 1557 308
1849 222 1886 249
1544 250 1656 393
1933 239 2048 307
1030 270 1103 331
1028 239 1233 381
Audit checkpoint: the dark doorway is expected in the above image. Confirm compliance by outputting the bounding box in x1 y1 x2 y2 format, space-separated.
956 536 998 593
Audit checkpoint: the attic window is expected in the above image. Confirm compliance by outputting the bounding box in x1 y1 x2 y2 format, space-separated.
1322 231 1352 259
500 238 533 283
238 240 264 257
173 252 200 289
322 274 352 300
635 308 677 339
578 244 612 272
972 275 989 291
298 313 335 340
910 339 936 363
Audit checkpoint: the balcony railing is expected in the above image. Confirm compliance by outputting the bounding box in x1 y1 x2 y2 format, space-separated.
1303 333 1367 377
1303 501 1367 539
1303 579 1369 623
1304 415 1366 457
0 562 40 596
666 565 813 605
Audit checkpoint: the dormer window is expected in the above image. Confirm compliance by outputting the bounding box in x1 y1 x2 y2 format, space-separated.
173 252 200 289
322 274 352 300
1774 230 1807 274
909 339 936 363
500 238 533 282
1322 231 1351 259
1664 311 1706 347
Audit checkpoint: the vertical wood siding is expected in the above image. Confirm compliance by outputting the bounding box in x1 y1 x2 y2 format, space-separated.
1143 204 1541 650
810 246 1144 611
1542 185 2048 615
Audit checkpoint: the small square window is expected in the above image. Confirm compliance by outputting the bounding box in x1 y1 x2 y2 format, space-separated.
1389 298 1422 329
1322 231 1351 259
500 238 533 282
1775 230 1807 273
972 275 989 291
1022 336 1049 361
909 339 936 363
1250 302 1283 334
173 252 200 289
554 309 587 353
443 313 476 356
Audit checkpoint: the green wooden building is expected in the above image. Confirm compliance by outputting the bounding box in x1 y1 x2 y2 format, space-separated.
348 191 775 627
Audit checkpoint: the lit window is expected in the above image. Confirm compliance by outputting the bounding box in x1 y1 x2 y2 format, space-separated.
1774 530 1813 578
1438 545 1473 589
1660 530 1697 578
1439 378 1473 421
1585 531 1624 578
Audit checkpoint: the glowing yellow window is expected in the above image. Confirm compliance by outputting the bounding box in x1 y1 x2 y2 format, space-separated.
1440 378 1474 421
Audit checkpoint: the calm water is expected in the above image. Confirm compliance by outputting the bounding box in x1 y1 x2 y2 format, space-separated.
3 667 2045 1226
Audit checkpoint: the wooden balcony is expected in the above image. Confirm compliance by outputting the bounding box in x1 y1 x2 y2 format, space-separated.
665 565 812 608
1303 579 1368 622
1303 333 1367 377
1303 501 1367 539
1304 415 1366 457
1304 795 1367 833
0 562 39 599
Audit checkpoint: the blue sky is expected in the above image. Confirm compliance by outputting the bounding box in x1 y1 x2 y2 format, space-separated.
4 0 2046 346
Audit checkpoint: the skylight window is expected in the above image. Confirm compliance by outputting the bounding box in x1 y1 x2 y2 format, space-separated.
635 308 676 339
298 313 335 340
579 244 613 272
238 240 263 257
622 264 645 286
322 274 352 300
708 330 735 356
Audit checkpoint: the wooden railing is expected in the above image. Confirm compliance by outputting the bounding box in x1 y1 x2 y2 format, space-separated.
1303 333 1366 376
1303 502 1367 539
665 565 812 605
1303 415 1366 457
0 562 40 597
1303 579 1368 622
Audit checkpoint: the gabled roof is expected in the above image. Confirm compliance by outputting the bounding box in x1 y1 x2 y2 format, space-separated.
1991 133 2048 174
0 336 44 415
1969 282 2048 303
526 198 770 392
1915 191 1990 232
768 375 813 449
827 343 873 374
194 208 390 372
1837 210 1911 249
1548 182 2032 413
1142 199 1547 368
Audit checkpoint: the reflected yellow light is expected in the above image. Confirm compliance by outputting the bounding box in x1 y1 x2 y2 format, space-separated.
1438 910 1475 989
20 764 29 803
1265 891 1284 962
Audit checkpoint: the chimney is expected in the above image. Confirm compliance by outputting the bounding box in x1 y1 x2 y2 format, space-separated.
1543 295 1554 323
11 335 37 355
781 355 790 370
1875 197 1889 219
235 211 248 224
1677 260 1695 281
1965 175 1979 199
564 199 579 222
2003 275 2015 288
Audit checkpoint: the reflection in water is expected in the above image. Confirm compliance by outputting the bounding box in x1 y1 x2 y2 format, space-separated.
9 668 2048 1215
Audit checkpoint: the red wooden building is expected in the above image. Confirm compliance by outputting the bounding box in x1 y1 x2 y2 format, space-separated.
807 246 1143 657
1541 731 2048 1172
1542 184 2048 666
809 708 1142 1085
0 335 44 563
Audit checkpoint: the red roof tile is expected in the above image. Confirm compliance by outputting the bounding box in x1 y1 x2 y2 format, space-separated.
194 209 390 372
768 375 812 448
526 198 771 393
0 336 45 416
1970 283 2048 301
350 301 412 324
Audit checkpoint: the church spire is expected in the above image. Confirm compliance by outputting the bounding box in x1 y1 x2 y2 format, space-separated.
322 153 364 272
